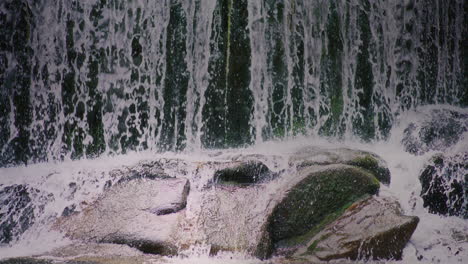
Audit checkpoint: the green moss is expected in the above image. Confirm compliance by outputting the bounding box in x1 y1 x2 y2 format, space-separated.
277 198 364 251
352 0 375 141
348 154 390 185
318 1 344 138
202 0 252 148
270 166 379 243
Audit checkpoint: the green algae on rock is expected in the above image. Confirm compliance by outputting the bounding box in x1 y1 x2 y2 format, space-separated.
268 165 380 245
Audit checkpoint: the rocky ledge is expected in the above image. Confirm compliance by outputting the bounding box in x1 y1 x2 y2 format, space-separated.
2 145 419 263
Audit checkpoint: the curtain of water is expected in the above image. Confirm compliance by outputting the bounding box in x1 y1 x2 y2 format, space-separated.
0 0 466 166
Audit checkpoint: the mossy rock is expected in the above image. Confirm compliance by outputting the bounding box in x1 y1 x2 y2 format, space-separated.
267 165 380 250
347 154 390 185
293 196 419 261
290 146 390 185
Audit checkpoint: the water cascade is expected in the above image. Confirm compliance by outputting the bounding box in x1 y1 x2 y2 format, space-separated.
1 0 466 166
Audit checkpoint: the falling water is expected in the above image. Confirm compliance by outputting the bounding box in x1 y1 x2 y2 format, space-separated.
0 0 466 166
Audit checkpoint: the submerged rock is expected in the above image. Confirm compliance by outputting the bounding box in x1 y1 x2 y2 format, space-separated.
401 109 468 155
0 185 52 243
419 152 467 218
293 196 419 261
290 146 391 185
55 177 190 255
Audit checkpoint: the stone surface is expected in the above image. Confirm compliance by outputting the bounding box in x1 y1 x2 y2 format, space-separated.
420 152 467 218
402 109 468 155
55 178 190 255
294 196 419 261
290 146 391 185
109 160 172 186
0 184 52 243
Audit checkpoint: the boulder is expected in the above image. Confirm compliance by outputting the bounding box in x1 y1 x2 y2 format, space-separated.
293 196 419 261
290 146 390 185
266 165 380 252
54 178 190 255
401 109 467 155
0 184 52 243
196 163 380 259
419 152 467 218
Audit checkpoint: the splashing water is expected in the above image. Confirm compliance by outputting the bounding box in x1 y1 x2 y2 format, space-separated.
0 105 467 263
0 0 466 165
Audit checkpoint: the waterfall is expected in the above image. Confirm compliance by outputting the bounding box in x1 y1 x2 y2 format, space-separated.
0 0 466 167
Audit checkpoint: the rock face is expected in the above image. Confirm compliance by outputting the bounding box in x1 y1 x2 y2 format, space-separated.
420 152 467 218
402 109 468 155
55 178 190 255
294 196 419 261
0 185 52 243
290 146 391 185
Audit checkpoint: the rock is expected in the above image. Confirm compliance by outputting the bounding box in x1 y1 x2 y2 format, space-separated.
195 185 273 258
293 196 419 261
290 146 391 185
54 178 190 255
0 185 52 243
401 109 468 155
196 163 380 259
213 160 274 185
109 160 172 186
419 152 467 218
0 259 53 264
267 165 380 248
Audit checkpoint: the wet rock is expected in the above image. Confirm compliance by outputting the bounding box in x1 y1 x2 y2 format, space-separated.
109 160 172 186
402 109 468 155
290 146 390 185
293 196 419 261
419 152 467 218
55 178 190 255
267 165 380 247
213 160 274 185
197 163 381 260
0 184 52 243
0 259 54 264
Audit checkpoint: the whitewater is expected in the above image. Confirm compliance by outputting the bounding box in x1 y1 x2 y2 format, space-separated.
0 106 466 263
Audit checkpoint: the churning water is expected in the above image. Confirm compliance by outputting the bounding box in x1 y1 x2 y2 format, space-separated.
0 105 467 263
